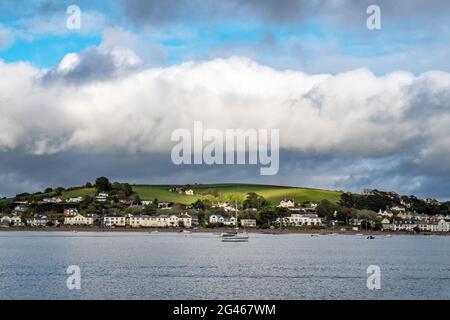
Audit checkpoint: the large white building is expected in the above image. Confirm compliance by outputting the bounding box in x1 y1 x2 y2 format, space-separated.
128 214 192 228
103 216 126 227
277 214 322 227
64 214 94 226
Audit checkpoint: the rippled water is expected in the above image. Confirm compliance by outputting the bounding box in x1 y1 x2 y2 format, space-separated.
1 231 450 299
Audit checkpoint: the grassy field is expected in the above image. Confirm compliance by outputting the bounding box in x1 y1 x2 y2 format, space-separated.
61 188 96 199
132 184 341 204
60 184 341 205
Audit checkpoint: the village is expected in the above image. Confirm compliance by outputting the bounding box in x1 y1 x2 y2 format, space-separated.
1 187 450 234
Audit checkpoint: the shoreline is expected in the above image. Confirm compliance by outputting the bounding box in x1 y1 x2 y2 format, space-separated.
0 226 448 236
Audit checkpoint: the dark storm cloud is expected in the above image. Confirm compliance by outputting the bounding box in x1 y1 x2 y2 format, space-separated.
1 150 449 200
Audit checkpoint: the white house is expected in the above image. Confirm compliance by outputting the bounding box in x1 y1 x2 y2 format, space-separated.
277 214 322 227
212 202 237 212
381 218 391 230
223 216 236 226
240 219 257 227
185 189 194 196
103 216 126 227
141 200 153 206
209 214 225 224
377 210 394 218
67 196 83 203
391 221 416 231
391 206 406 213
43 197 63 204
26 215 49 227
96 192 109 202
278 199 295 208
64 214 94 226
0 216 12 226
178 214 192 228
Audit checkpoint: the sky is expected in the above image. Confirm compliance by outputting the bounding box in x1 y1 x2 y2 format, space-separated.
1 0 450 200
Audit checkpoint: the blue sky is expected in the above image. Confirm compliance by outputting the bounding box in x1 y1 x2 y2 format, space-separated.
1 0 450 200
1 0 449 73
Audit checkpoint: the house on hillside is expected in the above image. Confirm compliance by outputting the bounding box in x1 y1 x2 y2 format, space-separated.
96 192 109 202
158 202 173 210
67 196 83 203
278 199 295 208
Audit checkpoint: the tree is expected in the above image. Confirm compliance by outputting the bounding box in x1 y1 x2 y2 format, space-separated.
95 177 111 192
85 182 93 188
243 192 269 209
316 199 341 220
133 195 142 205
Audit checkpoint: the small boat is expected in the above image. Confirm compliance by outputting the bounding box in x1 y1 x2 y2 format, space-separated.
366 235 375 240
220 201 249 242
355 233 364 236
221 231 249 242
181 230 191 234
149 230 159 234
310 234 319 237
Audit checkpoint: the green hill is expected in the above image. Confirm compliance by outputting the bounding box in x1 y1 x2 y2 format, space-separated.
61 184 341 205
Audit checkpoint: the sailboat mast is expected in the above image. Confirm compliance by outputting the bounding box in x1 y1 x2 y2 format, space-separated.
235 200 238 231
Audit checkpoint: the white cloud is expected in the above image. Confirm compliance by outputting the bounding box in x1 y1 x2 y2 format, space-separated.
1 55 450 173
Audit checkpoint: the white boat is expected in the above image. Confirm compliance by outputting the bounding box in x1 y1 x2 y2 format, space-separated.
220 201 249 242
221 231 249 242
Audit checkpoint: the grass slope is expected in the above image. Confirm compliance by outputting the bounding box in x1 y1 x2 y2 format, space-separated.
60 184 341 205
132 184 341 204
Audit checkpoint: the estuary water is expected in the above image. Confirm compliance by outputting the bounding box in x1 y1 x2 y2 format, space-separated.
1 231 449 300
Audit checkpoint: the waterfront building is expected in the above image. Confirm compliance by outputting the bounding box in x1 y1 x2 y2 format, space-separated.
209 214 225 224
240 219 257 227
64 214 94 226
277 214 322 227
26 215 49 227
103 216 126 227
